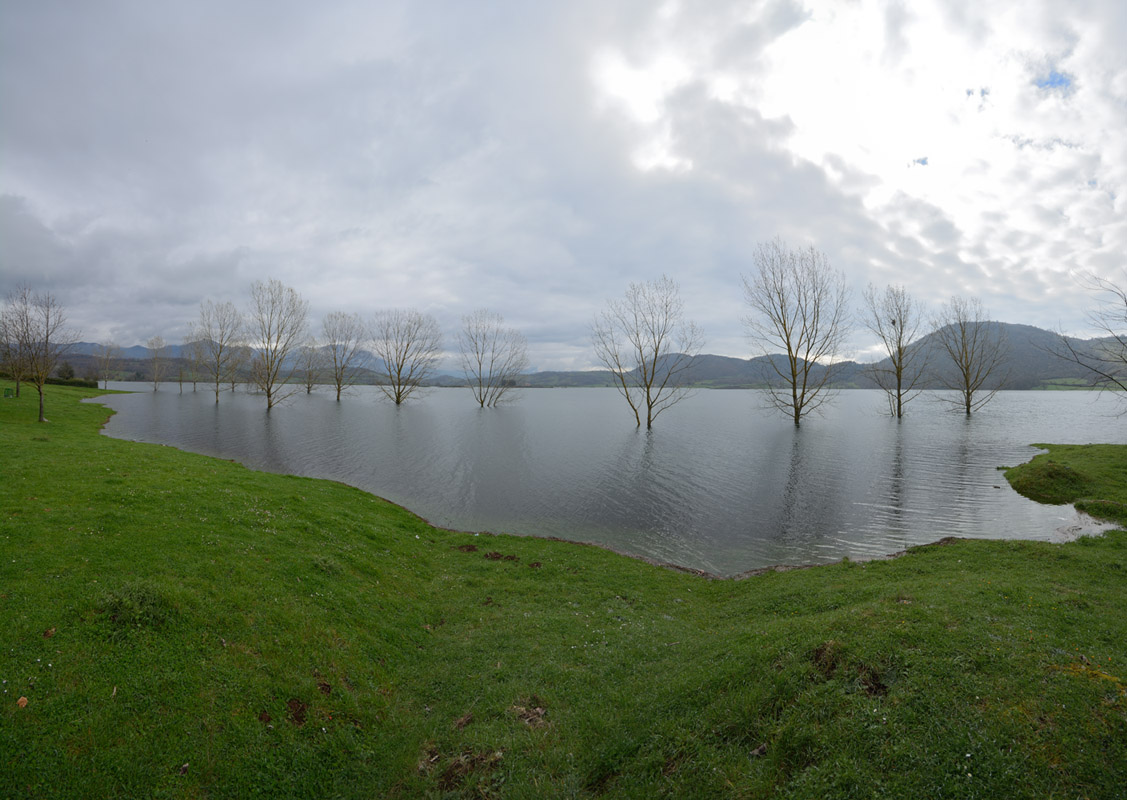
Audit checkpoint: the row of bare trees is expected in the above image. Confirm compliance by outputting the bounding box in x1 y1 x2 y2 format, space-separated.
6 256 1122 426
129 278 530 411
593 238 1013 428
0 278 530 418
745 240 1010 424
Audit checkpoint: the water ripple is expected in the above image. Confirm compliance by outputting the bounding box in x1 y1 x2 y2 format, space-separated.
94 386 1126 576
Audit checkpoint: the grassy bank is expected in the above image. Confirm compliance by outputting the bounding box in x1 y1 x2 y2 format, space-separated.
1005 443 1127 527
1 383 1125 798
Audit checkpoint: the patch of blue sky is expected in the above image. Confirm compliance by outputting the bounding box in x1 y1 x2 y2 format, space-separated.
1035 71 1072 89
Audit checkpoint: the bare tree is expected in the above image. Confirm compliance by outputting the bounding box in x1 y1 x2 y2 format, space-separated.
932 295 1009 415
0 286 33 397
229 344 252 393
247 278 309 410
147 335 168 391
1050 270 1127 404
16 289 79 422
742 239 852 427
369 309 442 405
181 332 203 392
322 311 369 400
592 275 703 428
459 309 529 408
861 283 930 418
298 338 327 394
194 299 244 403
94 341 122 389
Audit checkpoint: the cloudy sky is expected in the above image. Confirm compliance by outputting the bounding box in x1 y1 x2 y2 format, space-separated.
1 0 1124 369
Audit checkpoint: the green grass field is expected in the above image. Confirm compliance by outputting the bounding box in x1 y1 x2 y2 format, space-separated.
2 383 1125 798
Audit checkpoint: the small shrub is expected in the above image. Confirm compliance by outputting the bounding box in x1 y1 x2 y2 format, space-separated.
45 377 99 388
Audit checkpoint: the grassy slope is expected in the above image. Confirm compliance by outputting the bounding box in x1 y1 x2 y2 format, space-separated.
1 384 1124 799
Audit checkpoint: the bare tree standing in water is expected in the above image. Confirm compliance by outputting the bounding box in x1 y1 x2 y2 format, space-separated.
95 341 122 390
459 309 529 407
322 311 369 400
933 295 1008 415
369 309 442 405
591 275 703 429
743 238 852 427
147 335 168 391
862 283 930 418
247 278 309 410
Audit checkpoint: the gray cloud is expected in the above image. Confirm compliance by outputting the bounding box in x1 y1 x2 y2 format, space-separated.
1 0 1124 365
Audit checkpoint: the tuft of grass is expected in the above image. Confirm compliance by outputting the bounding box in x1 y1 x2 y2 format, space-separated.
97 579 178 635
2 382 1126 799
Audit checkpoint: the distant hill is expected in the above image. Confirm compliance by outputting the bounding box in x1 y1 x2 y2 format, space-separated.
516 322 1110 391
70 342 174 360
50 323 1114 390
867 322 1100 391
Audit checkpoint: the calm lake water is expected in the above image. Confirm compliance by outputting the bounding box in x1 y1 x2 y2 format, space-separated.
92 385 1123 576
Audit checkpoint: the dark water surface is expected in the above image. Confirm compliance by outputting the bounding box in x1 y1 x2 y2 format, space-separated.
92 386 1123 575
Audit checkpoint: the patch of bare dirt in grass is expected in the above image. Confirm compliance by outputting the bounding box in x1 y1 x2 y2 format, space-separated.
857 664 889 697
286 698 307 726
418 745 504 792
810 640 889 697
811 640 845 678
510 694 549 728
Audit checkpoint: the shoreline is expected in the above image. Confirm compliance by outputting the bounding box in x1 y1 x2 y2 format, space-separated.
86 391 1119 581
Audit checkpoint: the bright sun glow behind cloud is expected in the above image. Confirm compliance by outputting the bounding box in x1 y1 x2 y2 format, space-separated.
590 0 1125 314
592 48 696 171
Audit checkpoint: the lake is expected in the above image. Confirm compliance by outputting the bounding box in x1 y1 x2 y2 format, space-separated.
92 385 1123 576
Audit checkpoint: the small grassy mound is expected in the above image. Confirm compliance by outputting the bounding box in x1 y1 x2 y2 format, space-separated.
1005 443 1127 525
1004 459 1093 504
